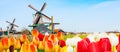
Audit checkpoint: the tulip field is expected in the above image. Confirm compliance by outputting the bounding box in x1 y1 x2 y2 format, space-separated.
0 30 120 52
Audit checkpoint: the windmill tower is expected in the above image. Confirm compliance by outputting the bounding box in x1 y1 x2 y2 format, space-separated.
6 18 19 33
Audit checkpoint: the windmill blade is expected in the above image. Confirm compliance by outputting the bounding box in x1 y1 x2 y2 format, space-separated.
50 23 60 25
33 14 40 24
53 23 60 25
12 18 15 23
42 13 52 21
40 2 46 12
6 21 12 24
42 22 51 24
13 24 19 27
10 25 14 30
28 4 38 12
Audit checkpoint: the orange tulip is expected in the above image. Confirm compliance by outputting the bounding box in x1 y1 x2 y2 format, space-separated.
1 37 10 49
29 44 37 52
20 34 29 43
32 29 39 36
9 37 16 46
45 40 54 52
49 34 58 45
57 32 64 40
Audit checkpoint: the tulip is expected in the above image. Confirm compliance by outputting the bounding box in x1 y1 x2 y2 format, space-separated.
20 34 29 44
44 40 54 52
87 34 95 42
0 41 4 52
9 37 16 46
20 42 29 52
94 32 108 41
58 40 66 47
54 45 67 52
14 39 21 52
38 33 44 41
49 34 58 45
98 38 111 52
43 36 49 46
54 45 60 52
38 41 45 52
57 31 64 40
32 36 39 46
118 34 120 44
45 32 49 36
32 29 39 36
29 44 37 52
71 37 81 46
108 33 118 46
117 44 120 52
38 41 44 50
1 37 10 49
14 39 21 49
67 45 73 52
66 38 72 46
61 46 67 52
108 33 118 52
77 40 88 52
87 42 99 52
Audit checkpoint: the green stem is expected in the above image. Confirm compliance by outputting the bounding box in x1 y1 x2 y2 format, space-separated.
17 49 20 52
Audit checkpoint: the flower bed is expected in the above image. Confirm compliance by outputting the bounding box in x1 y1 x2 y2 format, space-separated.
0 30 120 52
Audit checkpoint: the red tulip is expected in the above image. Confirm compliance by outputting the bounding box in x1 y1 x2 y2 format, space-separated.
84 38 90 44
87 42 99 52
98 38 111 52
117 44 120 52
77 40 88 52
38 33 44 41
58 40 66 47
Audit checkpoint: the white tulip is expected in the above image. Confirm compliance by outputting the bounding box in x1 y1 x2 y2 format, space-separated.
67 45 73 52
66 38 72 46
108 33 119 46
71 37 81 46
45 32 49 36
87 34 95 42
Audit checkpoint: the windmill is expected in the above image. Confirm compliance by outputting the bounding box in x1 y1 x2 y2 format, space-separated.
6 18 19 33
28 2 60 34
28 2 52 26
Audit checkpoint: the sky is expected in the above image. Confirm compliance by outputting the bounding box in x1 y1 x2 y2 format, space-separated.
0 0 120 32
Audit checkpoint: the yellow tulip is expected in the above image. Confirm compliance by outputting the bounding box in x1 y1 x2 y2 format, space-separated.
14 39 21 49
38 41 44 50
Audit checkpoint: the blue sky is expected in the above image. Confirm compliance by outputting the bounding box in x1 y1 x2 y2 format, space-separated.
0 0 120 32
